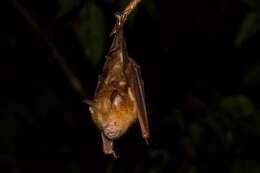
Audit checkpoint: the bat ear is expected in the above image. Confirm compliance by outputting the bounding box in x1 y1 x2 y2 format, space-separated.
112 95 122 107
82 100 97 114
83 100 95 106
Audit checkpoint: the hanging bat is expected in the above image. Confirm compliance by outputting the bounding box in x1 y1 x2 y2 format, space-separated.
84 13 149 158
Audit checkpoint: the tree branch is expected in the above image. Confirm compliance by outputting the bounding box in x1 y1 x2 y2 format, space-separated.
110 0 141 35
121 0 141 19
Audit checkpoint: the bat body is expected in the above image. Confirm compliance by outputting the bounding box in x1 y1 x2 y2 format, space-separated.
85 13 149 157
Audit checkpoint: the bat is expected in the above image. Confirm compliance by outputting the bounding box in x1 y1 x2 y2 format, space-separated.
84 13 149 158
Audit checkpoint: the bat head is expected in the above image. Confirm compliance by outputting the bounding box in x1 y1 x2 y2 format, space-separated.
84 91 137 140
102 94 133 140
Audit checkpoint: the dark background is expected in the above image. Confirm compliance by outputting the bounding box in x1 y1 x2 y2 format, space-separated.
1 0 260 172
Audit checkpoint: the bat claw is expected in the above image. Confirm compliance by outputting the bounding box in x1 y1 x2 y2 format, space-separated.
112 151 119 159
110 12 127 36
145 139 149 145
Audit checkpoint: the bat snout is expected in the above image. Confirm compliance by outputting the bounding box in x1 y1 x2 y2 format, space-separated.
103 121 121 139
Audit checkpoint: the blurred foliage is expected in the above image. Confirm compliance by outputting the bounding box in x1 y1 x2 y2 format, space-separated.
57 0 158 66
236 11 260 45
220 95 254 117
75 2 106 66
236 0 260 45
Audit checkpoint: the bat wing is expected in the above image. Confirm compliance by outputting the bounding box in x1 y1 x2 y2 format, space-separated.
127 58 149 142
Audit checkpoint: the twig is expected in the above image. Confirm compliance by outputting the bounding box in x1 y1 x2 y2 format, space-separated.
121 0 141 19
13 0 86 97
110 0 141 35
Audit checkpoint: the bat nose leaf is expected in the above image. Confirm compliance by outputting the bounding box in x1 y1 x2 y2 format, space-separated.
104 121 120 139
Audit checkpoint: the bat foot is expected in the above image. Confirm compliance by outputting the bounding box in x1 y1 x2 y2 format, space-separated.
110 12 127 36
145 139 149 145
142 132 150 145
112 151 119 159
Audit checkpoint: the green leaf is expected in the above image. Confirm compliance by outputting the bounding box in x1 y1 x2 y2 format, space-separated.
243 63 260 86
220 95 254 117
58 0 80 17
76 2 106 66
235 12 260 45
